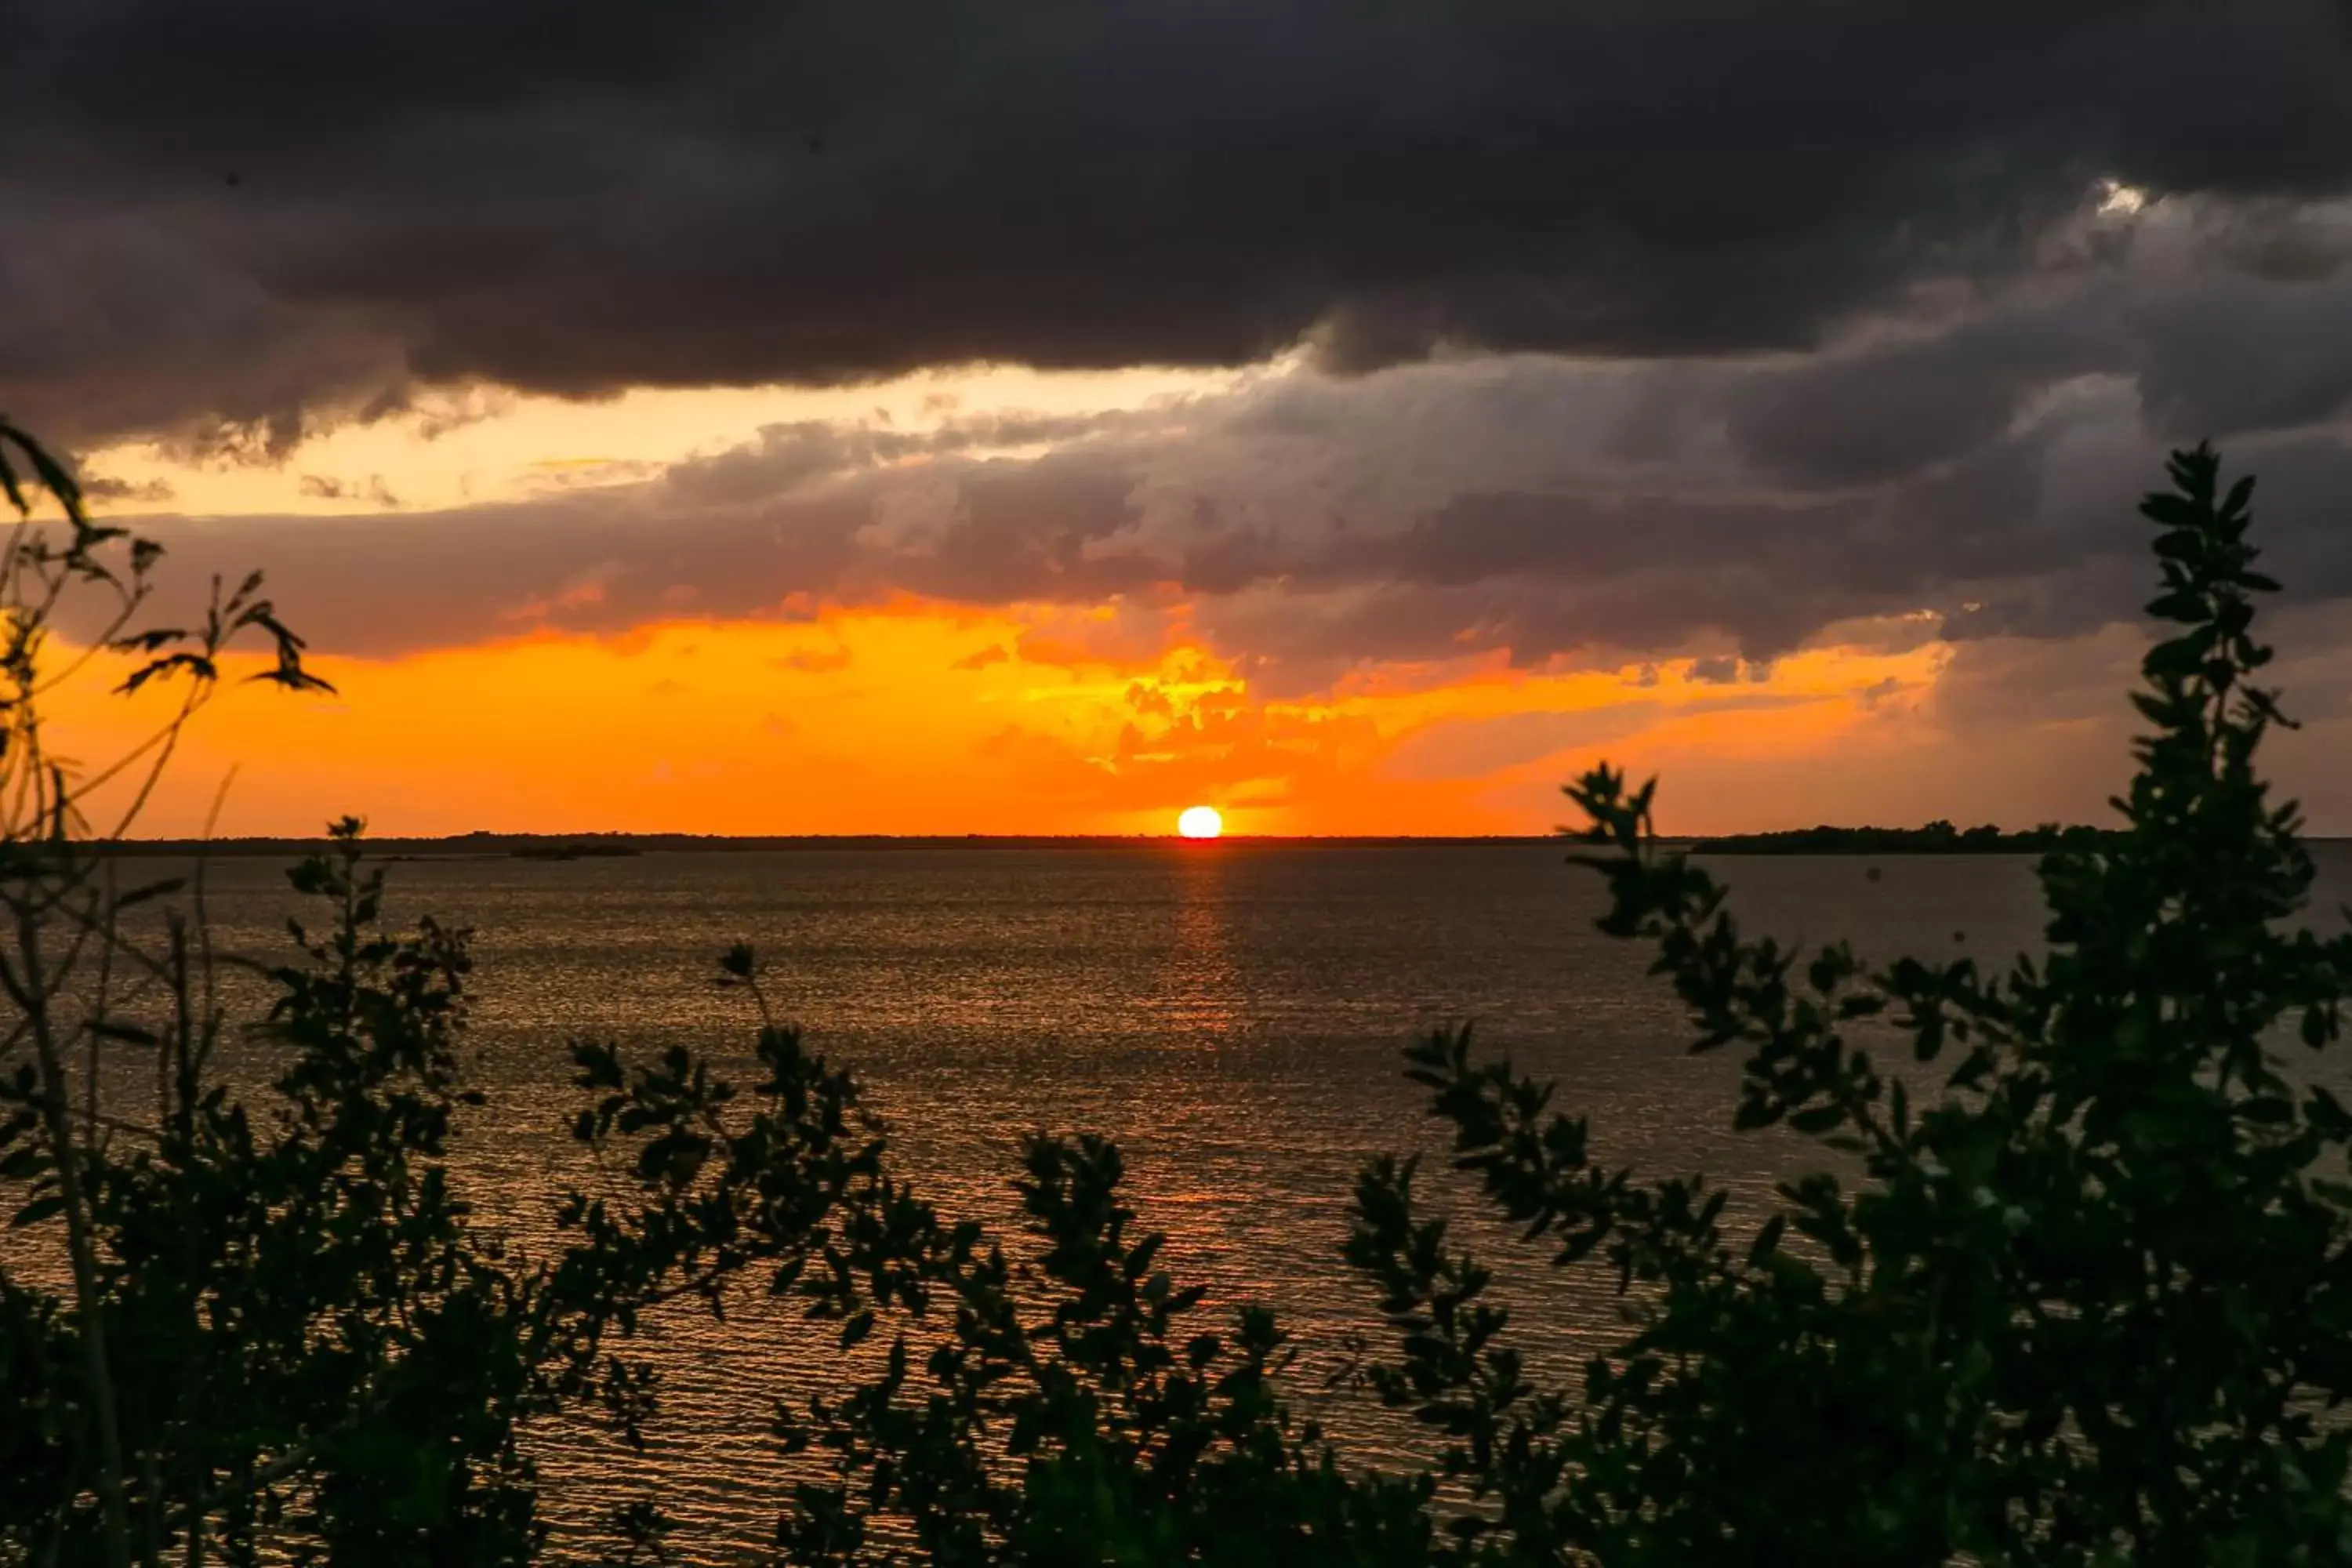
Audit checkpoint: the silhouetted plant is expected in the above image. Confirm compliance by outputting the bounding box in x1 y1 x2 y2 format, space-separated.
0 815 746 1565
560 950 1436 1566
0 427 713 1566
0 419 336 1568
1346 444 2352 1563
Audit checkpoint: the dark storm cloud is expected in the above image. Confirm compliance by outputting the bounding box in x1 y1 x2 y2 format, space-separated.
10 0 2352 445
2132 275 2352 439
887 456 1163 603
1714 260 2352 485
660 410 1147 508
1719 303 2118 488
1192 427 2104 668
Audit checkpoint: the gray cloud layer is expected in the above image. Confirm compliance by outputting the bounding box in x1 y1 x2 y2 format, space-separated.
9 0 2352 446
103 328 2352 697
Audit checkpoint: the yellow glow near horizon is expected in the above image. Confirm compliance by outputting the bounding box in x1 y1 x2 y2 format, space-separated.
74 361 1265 518
1177 806 1224 838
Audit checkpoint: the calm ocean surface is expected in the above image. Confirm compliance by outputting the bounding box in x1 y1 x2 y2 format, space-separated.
91 842 2352 1556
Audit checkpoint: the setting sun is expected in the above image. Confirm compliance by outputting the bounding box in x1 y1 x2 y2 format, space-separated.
1176 805 1224 839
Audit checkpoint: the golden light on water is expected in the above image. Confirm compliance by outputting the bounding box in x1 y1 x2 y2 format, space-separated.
1177 805 1224 839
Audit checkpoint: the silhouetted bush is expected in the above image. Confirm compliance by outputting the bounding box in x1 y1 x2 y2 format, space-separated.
5 435 2349 1564
1342 445 2352 1562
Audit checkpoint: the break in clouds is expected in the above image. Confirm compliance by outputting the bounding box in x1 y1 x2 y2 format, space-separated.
14 0 2352 724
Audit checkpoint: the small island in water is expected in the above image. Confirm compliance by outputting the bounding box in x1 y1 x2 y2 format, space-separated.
1696 821 2122 855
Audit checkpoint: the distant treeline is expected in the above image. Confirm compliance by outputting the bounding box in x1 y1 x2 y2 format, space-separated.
1697 821 2125 855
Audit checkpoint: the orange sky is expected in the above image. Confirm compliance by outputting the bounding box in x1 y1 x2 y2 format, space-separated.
46 365 2350 840
51 586 1956 839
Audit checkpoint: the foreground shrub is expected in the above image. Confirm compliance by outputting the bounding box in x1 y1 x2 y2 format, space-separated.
1344 445 2352 1563
5 436 2349 1566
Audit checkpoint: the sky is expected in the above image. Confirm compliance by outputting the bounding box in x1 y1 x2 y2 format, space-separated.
12 0 2352 837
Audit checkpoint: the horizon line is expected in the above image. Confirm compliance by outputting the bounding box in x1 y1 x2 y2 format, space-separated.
100 830 1572 851
94 826 2347 855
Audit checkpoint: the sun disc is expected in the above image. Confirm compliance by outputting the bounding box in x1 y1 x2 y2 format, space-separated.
1177 805 1223 839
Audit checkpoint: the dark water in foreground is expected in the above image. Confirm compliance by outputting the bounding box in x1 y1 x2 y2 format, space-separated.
60 843 2352 1556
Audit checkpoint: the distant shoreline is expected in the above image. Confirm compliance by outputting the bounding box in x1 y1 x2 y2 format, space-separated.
1693 824 2122 856
91 833 1563 858
85 828 2350 858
